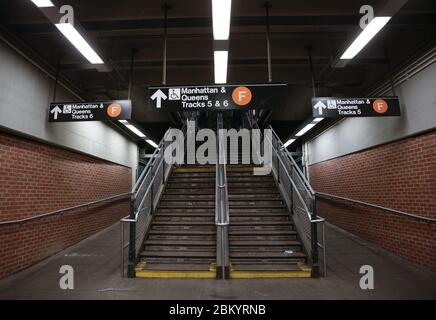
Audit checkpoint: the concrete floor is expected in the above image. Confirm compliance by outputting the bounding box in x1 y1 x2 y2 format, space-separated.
0 222 435 300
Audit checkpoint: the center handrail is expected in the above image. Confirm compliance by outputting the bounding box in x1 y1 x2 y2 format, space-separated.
215 113 230 279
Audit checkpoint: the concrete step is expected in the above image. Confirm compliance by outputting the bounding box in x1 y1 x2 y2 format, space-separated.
229 251 306 259
141 250 216 258
156 208 215 214
148 234 216 241
161 194 282 201
228 230 297 236
144 245 216 252
151 225 216 231
230 240 300 246
145 239 216 246
149 230 216 235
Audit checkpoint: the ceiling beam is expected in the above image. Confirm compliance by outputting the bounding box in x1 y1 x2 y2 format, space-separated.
11 13 435 34
60 57 388 72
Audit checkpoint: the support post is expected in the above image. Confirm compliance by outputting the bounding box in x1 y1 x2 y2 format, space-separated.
127 195 136 278
306 46 316 97
384 46 396 96
310 195 320 278
127 49 137 100
162 4 171 85
52 52 63 102
263 2 273 83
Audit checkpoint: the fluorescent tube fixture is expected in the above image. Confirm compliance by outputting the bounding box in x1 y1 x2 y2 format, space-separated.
30 0 54 7
125 124 146 138
146 140 159 149
55 23 104 64
214 51 228 84
340 17 391 60
295 123 317 137
212 0 232 40
284 139 296 148
313 117 324 123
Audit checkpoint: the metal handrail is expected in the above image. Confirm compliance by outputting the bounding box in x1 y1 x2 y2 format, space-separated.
121 127 172 277
272 145 314 220
134 151 167 220
268 125 315 196
132 145 160 194
0 192 131 226
215 113 230 279
216 127 230 226
132 129 171 198
316 191 436 223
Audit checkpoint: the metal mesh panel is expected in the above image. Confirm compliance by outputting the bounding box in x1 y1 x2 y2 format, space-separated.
135 190 151 256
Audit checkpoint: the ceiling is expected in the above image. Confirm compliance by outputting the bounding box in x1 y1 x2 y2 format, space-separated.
1 0 435 144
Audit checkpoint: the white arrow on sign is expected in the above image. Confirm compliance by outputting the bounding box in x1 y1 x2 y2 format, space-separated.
50 106 62 120
151 90 167 109
314 101 327 115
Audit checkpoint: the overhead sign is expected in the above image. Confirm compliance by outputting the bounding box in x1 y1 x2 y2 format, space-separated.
48 100 132 122
148 84 287 111
312 97 401 118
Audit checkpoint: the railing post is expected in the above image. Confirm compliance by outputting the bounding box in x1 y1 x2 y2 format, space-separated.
223 225 230 278
162 154 166 185
276 143 280 183
310 195 320 278
120 221 124 277
150 178 155 216
127 195 136 278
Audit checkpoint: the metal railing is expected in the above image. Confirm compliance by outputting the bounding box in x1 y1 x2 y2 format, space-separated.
120 128 173 277
215 113 230 279
269 127 326 277
0 193 131 226
316 191 436 224
250 117 326 277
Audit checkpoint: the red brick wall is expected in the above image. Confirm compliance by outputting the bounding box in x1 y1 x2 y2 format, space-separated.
310 131 436 272
0 131 132 279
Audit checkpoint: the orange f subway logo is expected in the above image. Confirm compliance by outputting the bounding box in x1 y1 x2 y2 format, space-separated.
107 103 122 118
232 87 252 106
373 99 388 114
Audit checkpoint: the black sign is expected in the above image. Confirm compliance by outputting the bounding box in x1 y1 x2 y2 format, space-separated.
48 100 132 122
312 97 401 118
148 84 287 111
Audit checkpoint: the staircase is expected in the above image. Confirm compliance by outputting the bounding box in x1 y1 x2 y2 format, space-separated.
227 165 311 278
126 117 321 279
135 165 217 278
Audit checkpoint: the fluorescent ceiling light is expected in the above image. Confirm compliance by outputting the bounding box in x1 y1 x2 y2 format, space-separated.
30 0 54 7
284 139 296 148
313 117 324 123
125 124 146 138
118 120 128 124
55 23 104 64
212 0 232 40
295 123 317 137
340 17 391 60
146 140 159 149
214 51 228 84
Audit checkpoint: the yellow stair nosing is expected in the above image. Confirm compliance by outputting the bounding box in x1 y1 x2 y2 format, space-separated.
135 270 217 279
135 262 217 278
229 270 312 279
